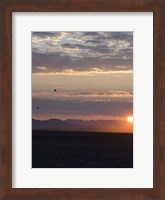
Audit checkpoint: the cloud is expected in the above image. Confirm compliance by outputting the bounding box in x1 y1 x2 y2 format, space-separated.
63 91 133 97
32 90 133 102
32 52 132 73
61 43 111 54
32 99 133 117
32 32 60 38
32 69 132 76
36 66 47 71
32 32 133 74
32 32 70 54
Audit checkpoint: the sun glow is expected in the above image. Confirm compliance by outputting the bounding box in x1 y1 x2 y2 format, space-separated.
127 116 133 122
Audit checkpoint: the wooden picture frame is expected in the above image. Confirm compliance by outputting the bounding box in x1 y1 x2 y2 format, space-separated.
0 0 165 199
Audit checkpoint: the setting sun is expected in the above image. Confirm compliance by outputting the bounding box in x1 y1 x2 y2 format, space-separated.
127 116 133 122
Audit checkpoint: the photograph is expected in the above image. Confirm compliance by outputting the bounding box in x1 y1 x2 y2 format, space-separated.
32 31 133 168
1 0 164 198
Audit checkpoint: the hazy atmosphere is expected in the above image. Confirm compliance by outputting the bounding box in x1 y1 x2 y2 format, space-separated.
32 31 133 132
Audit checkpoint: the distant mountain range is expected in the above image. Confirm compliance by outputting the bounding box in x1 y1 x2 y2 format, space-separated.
32 118 133 133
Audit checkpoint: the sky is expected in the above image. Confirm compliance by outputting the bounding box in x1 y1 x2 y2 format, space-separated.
32 31 133 131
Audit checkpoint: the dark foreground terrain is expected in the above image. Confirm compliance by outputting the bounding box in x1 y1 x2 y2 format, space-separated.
32 130 133 168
